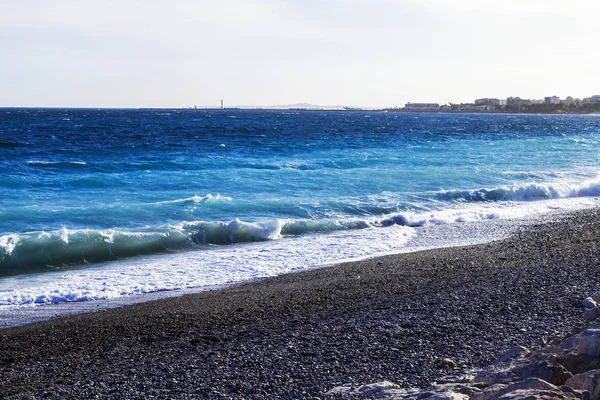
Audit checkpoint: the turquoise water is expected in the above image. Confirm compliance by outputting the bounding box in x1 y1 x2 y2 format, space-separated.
1 109 600 305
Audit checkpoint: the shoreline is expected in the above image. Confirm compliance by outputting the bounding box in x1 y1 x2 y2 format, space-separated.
2 207 600 398
0 207 549 328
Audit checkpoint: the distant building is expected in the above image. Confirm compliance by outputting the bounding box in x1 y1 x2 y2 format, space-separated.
474 98 504 106
588 95 600 103
404 103 440 112
507 97 544 106
506 97 523 105
544 96 560 105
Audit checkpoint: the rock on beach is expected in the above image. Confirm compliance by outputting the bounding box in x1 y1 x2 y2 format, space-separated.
327 315 600 399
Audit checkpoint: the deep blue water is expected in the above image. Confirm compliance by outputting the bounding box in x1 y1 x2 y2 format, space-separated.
2 109 600 305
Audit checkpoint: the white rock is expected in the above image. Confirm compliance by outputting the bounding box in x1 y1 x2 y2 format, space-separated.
496 377 557 392
578 325 600 357
485 378 583 400
357 381 401 396
585 307 600 322
441 358 458 368
418 383 481 398
559 335 579 350
473 356 570 386
565 369 594 390
493 388 580 400
470 384 506 400
326 386 353 395
428 392 469 400
583 297 599 309
566 369 600 399
492 346 529 365
326 381 402 397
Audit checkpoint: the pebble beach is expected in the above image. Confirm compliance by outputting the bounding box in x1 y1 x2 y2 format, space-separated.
2 207 600 398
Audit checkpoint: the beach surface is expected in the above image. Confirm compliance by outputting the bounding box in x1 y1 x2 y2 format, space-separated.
2 208 600 399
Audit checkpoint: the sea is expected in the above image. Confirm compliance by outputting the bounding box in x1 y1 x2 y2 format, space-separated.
1 108 600 310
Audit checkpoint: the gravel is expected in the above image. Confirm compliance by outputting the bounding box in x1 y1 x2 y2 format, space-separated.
2 208 600 399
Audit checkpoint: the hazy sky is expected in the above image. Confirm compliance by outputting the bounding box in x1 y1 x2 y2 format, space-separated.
2 0 599 108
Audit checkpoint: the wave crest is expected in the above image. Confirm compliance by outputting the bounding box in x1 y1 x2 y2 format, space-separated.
0 217 367 276
4 177 600 277
154 194 233 205
27 160 87 168
437 177 600 202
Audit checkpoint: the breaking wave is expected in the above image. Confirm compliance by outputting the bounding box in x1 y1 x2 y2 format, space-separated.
3 177 600 277
436 177 600 202
27 160 87 168
0 218 374 276
153 194 233 205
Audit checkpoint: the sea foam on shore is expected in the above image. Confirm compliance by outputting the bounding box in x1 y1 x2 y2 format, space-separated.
1 197 598 328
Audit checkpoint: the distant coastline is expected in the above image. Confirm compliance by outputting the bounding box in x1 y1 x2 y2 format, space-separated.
5 97 600 115
183 95 600 114
395 95 600 114
183 107 600 115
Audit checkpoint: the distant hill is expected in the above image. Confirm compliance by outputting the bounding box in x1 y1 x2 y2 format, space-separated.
238 103 346 110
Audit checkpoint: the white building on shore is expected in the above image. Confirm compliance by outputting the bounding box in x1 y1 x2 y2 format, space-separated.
474 98 506 106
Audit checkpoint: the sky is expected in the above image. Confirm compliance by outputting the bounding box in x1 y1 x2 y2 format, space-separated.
1 0 599 108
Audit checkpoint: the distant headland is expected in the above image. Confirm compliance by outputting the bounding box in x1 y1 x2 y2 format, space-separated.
191 96 600 114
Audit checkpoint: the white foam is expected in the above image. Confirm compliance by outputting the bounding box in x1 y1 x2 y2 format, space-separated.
26 160 86 166
389 197 598 227
1 196 598 309
226 219 284 240
437 176 600 202
0 225 414 307
0 234 20 255
154 193 233 205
